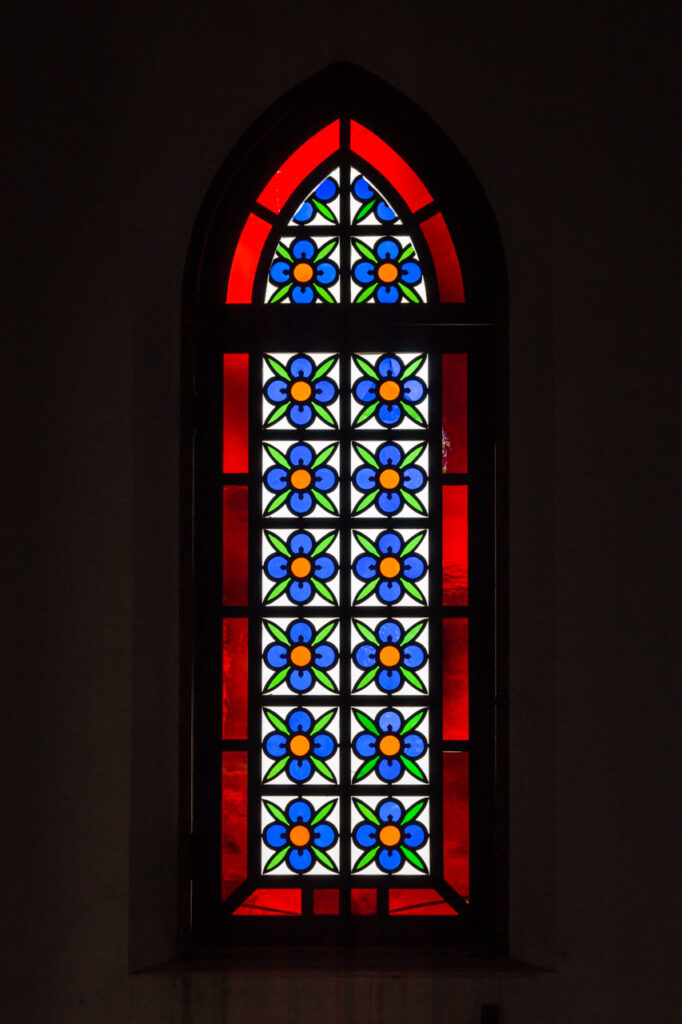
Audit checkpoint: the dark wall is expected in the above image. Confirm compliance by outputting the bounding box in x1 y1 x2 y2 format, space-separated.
4 2 680 1021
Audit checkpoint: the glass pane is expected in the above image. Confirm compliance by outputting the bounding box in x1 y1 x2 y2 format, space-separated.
289 170 340 227
442 354 467 473
442 485 468 605
222 619 248 740
261 705 340 786
442 619 468 741
223 354 249 473
351 889 377 915
262 352 340 430
261 796 340 877
233 888 301 916
351 438 428 518
350 616 429 697
443 752 469 899
221 751 247 901
350 235 426 304
350 352 428 430
351 796 430 877
223 486 248 605
262 439 340 519
389 888 457 915
350 705 429 787
313 889 340 914
265 237 340 304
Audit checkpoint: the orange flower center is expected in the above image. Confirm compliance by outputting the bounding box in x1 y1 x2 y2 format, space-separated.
293 261 314 283
290 644 312 667
289 824 311 847
378 734 401 757
379 556 401 579
378 467 401 490
290 556 311 579
290 468 312 490
378 824 401 847
378 379 401 402
290 380 312 403
377 262 399 283
379 644 400 667
289 734 311 758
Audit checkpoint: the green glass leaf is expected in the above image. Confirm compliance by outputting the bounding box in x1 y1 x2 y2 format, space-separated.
312 846 338 872
264 443 291 470
264 577 291 603
264 845 291 873
264 755 290 782
398 243 415 262
310 441 337 468
352 354 380 381
310 755 336 782
402 578 426 604
310 665 337 692
352 707 380 736
400 619 427 646
352 489 380 515
354 443 380 470
264 666 291 692
311 195 337 223
401 666 427 692
311 577 336 604
398 281 421 304
311 620 337 646
353 400 379 426
400 798 427 826
399 442 426 469
353 755 380 783
264 401 291 427
263 489 292 516
353 665 380 692
264 620 291 645
354 197 376 223
311 400 337 427
401 530 426 556
268 282 293 304
354 532 380 557
265 531 291 557
400 401 427 427
313 282 335 304
310 798 336 826
399 845 428 873
400 489 427 515
353 799 381 826
400 708 427 735
353 845 380 872
354 576 380 604
400 755 427 782
354 282 379 304
399 353 426 380
265 354 292 380
314 238 339 263
264 799 289 826
311 357 338 383
311 707 337 736
311 531 337 557
311 488 337 514
351 238 378 263
275 244 293 263
353 619 378 645
264 708 290 734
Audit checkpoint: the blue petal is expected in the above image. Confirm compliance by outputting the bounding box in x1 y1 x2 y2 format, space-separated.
378 799 404 824
265 555 289 580
378 402 402 425
315 260 338 285
378 848 403 872
289 758 313 782
313 643 336 669
313 822 336 849
378 532 402 555
288 847 313 872
288 620 313 644
403 555 426 580
354 378 377 403
264 732 287 758
265 643 288 669
376 200 397 222
376 239 400 261
378 668 402 692
313 466 336 492
378 709 402 734
377 284 399 304
314 379 336 404
290 403 313 426
377 356 402 378
402 378 425 403
354 643 377 668
315 177 337 201
377 491 402 516
352 259 376 285
289 580 312 603
378 443 402 467
403 823 426 848
290 532 314 555
354 732 377 758
290 491 313 516
291 285 314 304
355 467 377 491
403 643 425 669
270 260 291 283
354 554 377 580
378 620 402 644
265 378 288 403
288 443 313 467
403 467 425 491
293 200 313 224
378 580 402 604
355 822 377 849
287 708 312 733
264 823 287 848
291 240 315 262
353 176 374 201
314 555 336 581
403 733 426 758
378 758 402 782
287 798 312 823
313 732 335 758
265 466 288 492
400 260 422 284
290 669 313 692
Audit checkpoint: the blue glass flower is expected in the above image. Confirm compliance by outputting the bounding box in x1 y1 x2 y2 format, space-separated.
352 707 428 784
263 353 339 429
353 529 427 606
351 174 397 225
351 237 422 304
263 441 338 517
263 797 338 874
292 176 339 225
264 529 338 606
262 706 337 784
352 440 427 516
352 353 428 428
352 797 429 875
352 618 427 694
268 238 339 304
263 618 338 694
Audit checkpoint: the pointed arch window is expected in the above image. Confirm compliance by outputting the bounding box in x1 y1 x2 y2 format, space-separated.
187 66 506 951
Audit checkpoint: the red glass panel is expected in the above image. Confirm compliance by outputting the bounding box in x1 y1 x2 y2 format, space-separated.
442 619 469 741
223 486 248 604
443 753 469 898
420 213 465 302
257 121 340 214
313 889 339 915
225 213 272 303
389 889 457 916
350 121 432 212
443 485 468 605
442 354 467 473
233 888 302 916
221 751 247 901
222 619 248 740
223 354 249 473
351 889 377 915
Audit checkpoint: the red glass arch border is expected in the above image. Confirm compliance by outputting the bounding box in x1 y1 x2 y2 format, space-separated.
225 119 465 303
